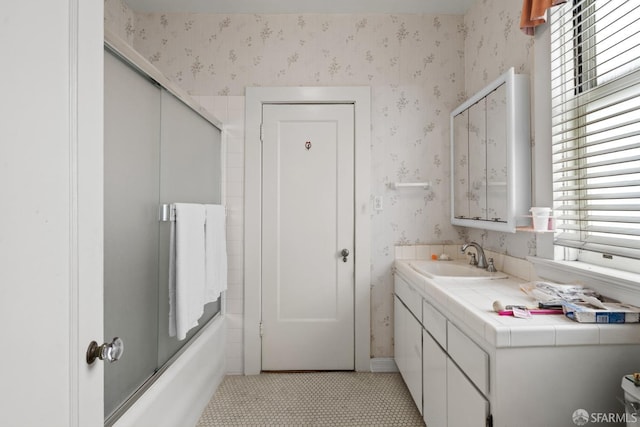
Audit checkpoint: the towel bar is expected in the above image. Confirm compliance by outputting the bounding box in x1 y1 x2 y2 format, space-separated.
389 182 431 190
159 204 176 222
159 203 226 222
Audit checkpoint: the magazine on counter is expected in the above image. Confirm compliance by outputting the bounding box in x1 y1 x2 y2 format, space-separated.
520 281 640 323
562 301 640 324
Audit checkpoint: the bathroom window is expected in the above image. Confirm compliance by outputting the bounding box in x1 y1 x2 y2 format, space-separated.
551 0 640 270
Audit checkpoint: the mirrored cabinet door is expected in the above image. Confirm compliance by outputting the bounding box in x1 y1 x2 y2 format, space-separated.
468 99 487 220
450 67 530 233
486 83 507 222
453 110 469 220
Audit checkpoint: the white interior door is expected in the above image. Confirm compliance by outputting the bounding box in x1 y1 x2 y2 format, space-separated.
2 2 104 425
261 103 355 371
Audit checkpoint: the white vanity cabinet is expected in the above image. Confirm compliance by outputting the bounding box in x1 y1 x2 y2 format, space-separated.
395 260 640 427
421 298 489 427
395 274 490 426
394 276 423 413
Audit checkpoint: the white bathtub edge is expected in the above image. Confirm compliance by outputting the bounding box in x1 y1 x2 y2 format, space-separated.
113 315 226 427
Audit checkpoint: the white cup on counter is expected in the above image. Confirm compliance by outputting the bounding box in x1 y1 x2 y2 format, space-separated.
530 207 552 231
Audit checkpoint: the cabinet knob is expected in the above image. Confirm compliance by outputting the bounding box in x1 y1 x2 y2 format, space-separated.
341 248 350 262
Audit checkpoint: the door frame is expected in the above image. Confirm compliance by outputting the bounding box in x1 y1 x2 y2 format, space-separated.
245 87 371 374
76 1 105 424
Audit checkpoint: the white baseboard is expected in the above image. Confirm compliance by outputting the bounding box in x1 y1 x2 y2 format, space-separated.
369 357 398 373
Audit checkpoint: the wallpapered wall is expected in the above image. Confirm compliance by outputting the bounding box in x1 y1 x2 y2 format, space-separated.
104 0 538 359
462 0 538 260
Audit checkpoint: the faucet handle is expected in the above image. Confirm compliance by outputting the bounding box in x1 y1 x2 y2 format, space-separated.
487 258 497 272
468 253 478 266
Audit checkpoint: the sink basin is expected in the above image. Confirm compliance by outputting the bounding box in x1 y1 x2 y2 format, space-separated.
408 260 508 280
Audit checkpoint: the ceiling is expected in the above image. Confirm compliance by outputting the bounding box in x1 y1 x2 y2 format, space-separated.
123 0 476 15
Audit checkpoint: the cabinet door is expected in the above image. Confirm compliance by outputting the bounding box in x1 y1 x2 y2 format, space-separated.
447 359 489 427
394 296 423 414
447 322 489 394
423 330 447 427
468 99 487 220
486 83 507 222
453 110 469 219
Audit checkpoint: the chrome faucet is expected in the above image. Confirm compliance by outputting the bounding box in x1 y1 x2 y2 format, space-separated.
461 242 489 269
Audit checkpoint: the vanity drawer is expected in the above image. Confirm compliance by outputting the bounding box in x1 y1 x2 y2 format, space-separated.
447 322 489 395
394 275 422 320
423 300 447 349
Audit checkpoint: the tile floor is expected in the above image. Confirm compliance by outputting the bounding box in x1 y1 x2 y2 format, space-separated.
197 372 425 426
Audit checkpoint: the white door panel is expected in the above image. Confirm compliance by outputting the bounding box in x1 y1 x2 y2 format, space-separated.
262 103 354 370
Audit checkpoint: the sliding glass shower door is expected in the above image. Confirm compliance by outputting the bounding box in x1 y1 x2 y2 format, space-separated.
157 90 222 366
103 48 222 422
104 49 161 419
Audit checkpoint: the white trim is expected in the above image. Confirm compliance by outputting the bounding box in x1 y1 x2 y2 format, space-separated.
69 1 80 423
220 125 228 317
244 86 371 374
76 1 104 425
369 358 399 373
533 20 555 259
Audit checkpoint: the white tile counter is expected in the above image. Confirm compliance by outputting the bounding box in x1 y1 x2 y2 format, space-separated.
395 259 640 349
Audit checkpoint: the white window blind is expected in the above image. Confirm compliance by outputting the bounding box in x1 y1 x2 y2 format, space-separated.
551 0 640 262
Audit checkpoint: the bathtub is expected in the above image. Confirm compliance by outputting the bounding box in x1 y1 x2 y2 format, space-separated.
113 314 226 427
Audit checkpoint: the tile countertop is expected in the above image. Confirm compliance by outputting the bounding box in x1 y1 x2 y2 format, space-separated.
394 260 640 350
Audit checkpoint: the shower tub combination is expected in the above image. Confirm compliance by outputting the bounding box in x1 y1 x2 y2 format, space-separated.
103 31 226 427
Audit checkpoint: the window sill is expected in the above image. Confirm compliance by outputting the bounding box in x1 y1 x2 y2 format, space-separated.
527 257 640 306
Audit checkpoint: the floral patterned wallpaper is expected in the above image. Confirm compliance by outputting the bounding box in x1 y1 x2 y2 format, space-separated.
462 0 538 259
104 0 135 46
464 0 535 94
104 0 538 359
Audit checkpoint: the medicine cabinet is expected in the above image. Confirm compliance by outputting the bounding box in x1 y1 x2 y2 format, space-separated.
450 67 531 233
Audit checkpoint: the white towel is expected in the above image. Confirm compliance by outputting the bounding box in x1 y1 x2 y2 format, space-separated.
204 204 228 301
169 203 206 340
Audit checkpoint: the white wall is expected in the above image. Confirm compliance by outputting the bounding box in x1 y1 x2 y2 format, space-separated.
193 95 246 374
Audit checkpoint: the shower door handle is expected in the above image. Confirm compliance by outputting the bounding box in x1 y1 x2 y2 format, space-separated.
86 337 124 364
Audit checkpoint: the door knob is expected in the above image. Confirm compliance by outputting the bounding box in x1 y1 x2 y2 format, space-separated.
86 337 124 364
341 248 350 262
